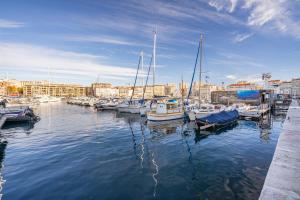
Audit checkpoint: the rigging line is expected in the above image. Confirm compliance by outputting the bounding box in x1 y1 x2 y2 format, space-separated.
130 54 142 103
142 54 154 100
186 39 201 101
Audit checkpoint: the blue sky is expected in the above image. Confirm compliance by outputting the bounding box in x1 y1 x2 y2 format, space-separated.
0 0 300 86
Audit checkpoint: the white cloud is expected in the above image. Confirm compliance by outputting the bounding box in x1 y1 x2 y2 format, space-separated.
208 0 239 13
0 43 138 82
233 33 253 43
226 74 237 80
0 19 25 28
66 35 145 46
208 0 300 38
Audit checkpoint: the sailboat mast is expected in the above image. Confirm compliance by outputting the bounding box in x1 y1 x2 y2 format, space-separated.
141 51 144 87
153 29 157 97
198 34 203 105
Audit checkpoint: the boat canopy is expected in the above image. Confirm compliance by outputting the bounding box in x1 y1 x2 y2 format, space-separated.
198 110 239 125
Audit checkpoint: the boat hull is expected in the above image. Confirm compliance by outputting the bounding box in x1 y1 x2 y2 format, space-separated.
188 111 216 121
147 112 185 121
195 110 239 130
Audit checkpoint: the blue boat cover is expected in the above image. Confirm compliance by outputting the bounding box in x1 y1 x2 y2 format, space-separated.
198 110 239 125
168 99 177 103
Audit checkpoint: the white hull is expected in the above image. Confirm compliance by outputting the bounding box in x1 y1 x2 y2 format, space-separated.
147 112 184 121
239 108 269 118
118 105 141 113
101 105 118 110
139 107 148 116
188 111 215 121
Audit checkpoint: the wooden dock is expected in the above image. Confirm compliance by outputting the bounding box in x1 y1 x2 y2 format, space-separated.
259 99 300 200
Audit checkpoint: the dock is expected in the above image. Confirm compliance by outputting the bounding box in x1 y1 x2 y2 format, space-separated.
259 99 300 200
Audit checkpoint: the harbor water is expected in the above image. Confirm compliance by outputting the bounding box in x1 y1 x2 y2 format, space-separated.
0 103 285 200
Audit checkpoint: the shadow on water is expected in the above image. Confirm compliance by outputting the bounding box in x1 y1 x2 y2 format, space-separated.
116 111 143 123
193 122 239 143
1 121 36 132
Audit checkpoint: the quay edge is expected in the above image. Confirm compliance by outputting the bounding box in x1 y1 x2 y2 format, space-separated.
259 99 300 200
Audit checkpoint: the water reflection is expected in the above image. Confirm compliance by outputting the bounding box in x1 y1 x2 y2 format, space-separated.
0 137 7 198
147 119 184 134
1 103 284 200
2 121 36 132
194 122 238 143
139 124 145 168
259 113 272 141
128 120 139 159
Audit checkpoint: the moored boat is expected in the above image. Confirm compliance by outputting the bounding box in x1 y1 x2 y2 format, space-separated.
195 110 239 130
147 99 184 121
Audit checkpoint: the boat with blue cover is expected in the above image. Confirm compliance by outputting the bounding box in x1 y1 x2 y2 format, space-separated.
195 110 239 130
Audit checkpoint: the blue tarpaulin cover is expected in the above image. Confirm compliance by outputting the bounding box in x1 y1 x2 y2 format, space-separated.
197 110 239 125
237 90 260 100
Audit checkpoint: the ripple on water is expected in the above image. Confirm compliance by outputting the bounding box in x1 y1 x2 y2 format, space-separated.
0 103 284 200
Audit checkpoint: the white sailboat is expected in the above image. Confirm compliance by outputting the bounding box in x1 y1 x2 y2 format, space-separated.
185 34 221 121
117 51 144 114
147 99 184 121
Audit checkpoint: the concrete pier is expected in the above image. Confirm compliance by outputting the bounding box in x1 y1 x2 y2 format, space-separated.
259 100 300 200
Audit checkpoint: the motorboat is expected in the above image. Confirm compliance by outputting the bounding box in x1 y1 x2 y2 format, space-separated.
239 104 269 119
147 99 184 121
117 99 143 114
195 110 239 130
186 104 225 121
95 99 119 110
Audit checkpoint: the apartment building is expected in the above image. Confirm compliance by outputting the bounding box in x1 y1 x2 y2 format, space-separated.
23 84 87 97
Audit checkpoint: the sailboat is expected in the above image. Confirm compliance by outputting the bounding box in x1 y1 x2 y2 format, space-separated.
146 30 184 121
185 34 222 121
117 52 144 114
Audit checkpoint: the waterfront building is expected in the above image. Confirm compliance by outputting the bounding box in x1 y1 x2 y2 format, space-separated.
20 80 49 87
291 77 300 97
91 83 117 98
23 84 87 97
179 82 189 96
164 83 177 97
192 82 219 102
117 86 133 98
227 81 262 91
0 82 7 96
94 87 118 98
278 81 293 95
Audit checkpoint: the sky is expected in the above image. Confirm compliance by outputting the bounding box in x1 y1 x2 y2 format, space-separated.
0 0 300 86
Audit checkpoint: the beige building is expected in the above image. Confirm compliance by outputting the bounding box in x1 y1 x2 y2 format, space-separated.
117 86 133 98
227 81 262 91
23 84 87 97
95 87 119 98
91 83 118 98
292 78 300 97
20 80 49 87
191 82 219 102
164 83 177 97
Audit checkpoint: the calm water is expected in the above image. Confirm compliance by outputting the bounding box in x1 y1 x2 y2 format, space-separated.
0 103 285 200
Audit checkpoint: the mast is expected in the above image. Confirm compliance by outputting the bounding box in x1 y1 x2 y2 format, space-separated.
198 34 203 105
130 54 142 102
141 51 144 86
152 29 157 97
